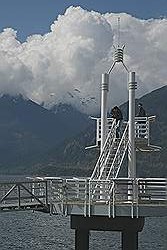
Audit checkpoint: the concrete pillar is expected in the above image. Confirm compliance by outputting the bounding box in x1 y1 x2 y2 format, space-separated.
75 229 89 250
71 215 144 250
122 231 138 250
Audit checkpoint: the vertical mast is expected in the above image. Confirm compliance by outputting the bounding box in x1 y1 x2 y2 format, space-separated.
128 72 137 178
100 73 109 152
100 17 129 156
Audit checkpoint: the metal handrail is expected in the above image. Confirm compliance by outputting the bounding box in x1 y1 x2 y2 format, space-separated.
0 177 166 216
90 119 116 180
107 122 129 180
50 178 167 207
0 181 48 210
134 116 155 139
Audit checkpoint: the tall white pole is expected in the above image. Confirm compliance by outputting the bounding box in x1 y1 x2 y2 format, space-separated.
128 72 137 178
101 73 109 153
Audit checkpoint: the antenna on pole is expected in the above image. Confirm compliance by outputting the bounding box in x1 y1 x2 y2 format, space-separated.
107 16 129 74
117 16 120 48
100 16 129 151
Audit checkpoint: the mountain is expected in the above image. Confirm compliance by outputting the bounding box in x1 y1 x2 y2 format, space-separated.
134 86 167 177
32 85 167 178
0 95 90 172
0 86 166 177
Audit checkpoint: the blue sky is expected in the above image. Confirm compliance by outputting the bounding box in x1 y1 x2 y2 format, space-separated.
0 0 167 41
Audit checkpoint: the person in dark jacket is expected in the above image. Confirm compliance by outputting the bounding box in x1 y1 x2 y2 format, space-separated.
137 103 146 117
110 106 123 138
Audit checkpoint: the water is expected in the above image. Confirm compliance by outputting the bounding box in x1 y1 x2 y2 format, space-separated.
0 175 166 249
0 212 166 250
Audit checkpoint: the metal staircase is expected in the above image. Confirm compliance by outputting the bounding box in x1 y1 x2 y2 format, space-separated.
90 116 160 183
90 120 129 181
106 123 128 180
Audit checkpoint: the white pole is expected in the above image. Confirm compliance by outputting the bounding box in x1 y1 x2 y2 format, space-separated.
128 72 137 178
100 73 109 153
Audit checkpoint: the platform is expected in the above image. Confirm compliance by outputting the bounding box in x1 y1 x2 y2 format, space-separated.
0 177 166 217
48 177 167 217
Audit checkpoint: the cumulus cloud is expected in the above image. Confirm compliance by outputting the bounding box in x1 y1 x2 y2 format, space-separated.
0 6 166 113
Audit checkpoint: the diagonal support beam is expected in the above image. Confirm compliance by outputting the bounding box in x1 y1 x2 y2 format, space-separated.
0 184 17 202
20 184 46 206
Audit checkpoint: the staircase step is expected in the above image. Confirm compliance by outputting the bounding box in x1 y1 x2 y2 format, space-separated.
91 122 128 180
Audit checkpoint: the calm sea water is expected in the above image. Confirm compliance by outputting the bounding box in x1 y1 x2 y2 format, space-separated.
0 212 166 250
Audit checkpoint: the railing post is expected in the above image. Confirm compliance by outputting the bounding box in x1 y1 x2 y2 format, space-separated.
112 180 115 218
17 184 21 209
84 179 88 217
49 180 53 215
136 179 139 218
45 181 48 206
147 118 150 145
88 180 91 217
63 179 67 216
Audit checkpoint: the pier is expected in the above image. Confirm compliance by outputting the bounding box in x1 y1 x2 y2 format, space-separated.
0 46 167 249
0 177 166 249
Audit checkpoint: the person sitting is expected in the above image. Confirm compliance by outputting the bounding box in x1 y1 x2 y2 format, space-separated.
110 106 123 138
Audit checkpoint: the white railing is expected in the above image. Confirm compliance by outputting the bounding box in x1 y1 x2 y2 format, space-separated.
135 116 156 140
91 121 128 181
86 117 116 149
90 116 155 181
137 178 167 202
50 177 167 217
0 180 49 212
92 117 115 145
87 116 155 150
0 178 166 217
90 119 117 180
135 117 148 139
106 122 129 180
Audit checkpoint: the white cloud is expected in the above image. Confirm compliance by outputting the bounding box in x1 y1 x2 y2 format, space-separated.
0 7 166 113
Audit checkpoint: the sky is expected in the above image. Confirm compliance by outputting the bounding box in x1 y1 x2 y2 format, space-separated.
0 0 167 113
0 0 167 41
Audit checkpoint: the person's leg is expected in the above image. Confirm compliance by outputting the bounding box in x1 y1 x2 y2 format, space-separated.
116 120 120 138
